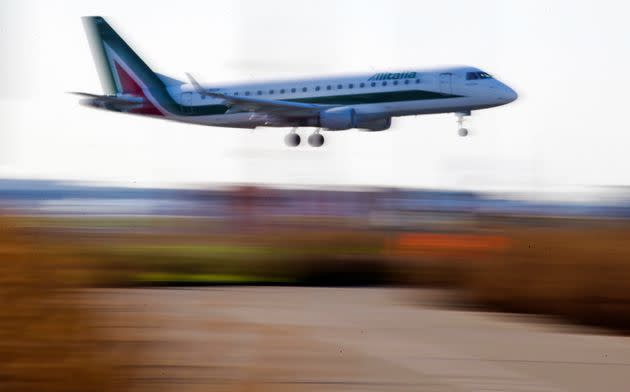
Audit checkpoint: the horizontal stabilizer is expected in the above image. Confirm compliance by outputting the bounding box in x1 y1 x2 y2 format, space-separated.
70 92 146 111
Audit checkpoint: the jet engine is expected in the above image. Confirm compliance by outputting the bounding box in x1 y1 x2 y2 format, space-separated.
357 117 392 132
319 107 357 130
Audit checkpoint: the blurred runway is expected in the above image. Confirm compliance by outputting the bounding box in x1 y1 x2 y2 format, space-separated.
88 287 630 392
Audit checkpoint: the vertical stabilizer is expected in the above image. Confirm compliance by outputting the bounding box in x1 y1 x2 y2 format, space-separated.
81 16 164 96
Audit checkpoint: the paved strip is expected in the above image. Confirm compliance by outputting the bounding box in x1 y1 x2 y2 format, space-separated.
87 288 630 392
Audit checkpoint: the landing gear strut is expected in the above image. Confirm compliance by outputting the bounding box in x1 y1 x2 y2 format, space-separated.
308 128 324 147
284 127 301 147
456 112 470 137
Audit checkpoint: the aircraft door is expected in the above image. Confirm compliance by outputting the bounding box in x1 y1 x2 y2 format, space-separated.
439 73 452 95
181 92 193 113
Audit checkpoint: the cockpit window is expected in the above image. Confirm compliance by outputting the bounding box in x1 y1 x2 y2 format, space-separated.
466 72 479 80
466 72 493 80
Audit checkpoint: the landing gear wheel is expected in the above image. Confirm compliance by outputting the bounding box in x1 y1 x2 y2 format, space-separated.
284 133 301 147
455 112 471 137
308 133 324 147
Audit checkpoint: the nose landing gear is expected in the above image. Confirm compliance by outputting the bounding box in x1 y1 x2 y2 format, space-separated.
456 112 470 137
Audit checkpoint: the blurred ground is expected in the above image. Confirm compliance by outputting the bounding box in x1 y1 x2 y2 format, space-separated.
2 182 630 391
85 287 630 392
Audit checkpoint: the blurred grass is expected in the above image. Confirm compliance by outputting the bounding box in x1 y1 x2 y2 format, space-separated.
87 229 389 286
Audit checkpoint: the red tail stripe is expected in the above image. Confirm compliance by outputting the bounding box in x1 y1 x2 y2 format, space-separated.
114 61 164 116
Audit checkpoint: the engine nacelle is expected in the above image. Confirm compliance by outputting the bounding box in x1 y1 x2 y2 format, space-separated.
319 107 357 130
357 117 392 132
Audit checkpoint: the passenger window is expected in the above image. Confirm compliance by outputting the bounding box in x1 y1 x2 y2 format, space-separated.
316 86 321 91
257 90 262 95
245 91 250 96
349 83 354 89
382 81 387 86
302 87 307 92
291 88 296 93
393 80 398 86
371 82 376 87
337 84 343 89
269 89 274 94
360 83 365 88
235 92 239 96
415 79 420 84
404 80 409 85
280 89 285 94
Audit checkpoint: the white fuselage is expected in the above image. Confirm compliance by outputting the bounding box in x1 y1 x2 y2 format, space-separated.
169 66 517 129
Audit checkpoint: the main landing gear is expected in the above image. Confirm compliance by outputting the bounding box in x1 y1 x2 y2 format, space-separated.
284 128 301 147
307 128 324 147
456 112 470 137
284 128 325 148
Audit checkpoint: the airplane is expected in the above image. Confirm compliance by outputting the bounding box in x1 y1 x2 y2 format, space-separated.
75 16 518 147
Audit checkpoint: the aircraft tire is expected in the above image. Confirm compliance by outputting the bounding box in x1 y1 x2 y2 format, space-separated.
308 133 324 147
285 133 301 147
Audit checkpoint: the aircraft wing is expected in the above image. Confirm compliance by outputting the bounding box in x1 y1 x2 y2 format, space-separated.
185 73 326 117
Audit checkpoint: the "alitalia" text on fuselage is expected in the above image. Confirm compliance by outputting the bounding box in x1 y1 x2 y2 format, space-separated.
367 72 417 81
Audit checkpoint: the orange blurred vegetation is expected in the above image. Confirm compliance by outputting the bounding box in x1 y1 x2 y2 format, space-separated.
0 215 134 392
393 218 630 331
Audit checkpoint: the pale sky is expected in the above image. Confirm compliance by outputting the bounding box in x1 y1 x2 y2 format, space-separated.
1 0 629 192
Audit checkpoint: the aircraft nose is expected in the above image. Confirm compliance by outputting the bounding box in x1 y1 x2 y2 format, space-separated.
502 85 518 104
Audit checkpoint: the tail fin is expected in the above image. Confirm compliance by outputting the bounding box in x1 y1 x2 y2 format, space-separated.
82 16 163 96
